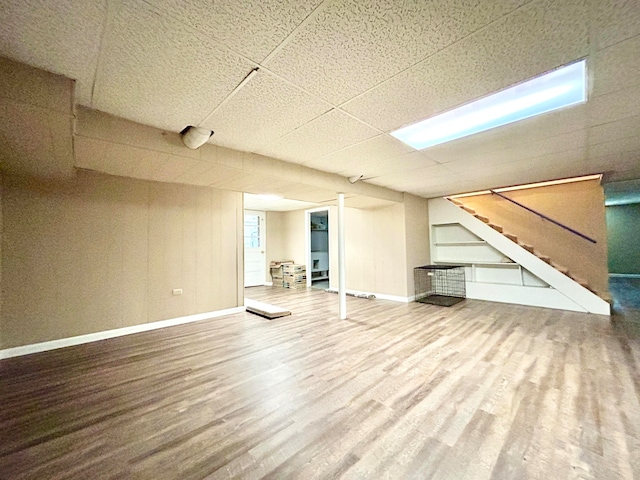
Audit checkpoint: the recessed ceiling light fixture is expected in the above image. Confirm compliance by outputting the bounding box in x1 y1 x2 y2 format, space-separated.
391 60 587 150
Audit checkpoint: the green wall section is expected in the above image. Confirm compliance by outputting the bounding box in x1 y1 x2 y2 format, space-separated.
606 203 640 274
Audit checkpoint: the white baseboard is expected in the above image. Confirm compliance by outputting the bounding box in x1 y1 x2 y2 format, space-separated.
326 288 413 303
0 306 246 360
609 273 640 278
264 282 273 286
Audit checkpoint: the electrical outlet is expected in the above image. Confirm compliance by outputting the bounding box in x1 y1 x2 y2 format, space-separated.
172 288 183 296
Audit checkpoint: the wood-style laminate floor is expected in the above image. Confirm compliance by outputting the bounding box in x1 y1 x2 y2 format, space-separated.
1 286 640 479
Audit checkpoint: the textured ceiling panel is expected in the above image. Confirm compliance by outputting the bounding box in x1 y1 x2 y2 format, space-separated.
588 114 640 146
358 152 450 182
92 0 254 132
588 85 640 127
443 130 588 174
201 70 330 152
147 0 323 62
424 106 588 164
343 0 589 132
264 0 528 105
0 0 106 106
591 35 640 98
244 193 319 212
368 165 456 190
257 109 379 163
304 134 415 173
592 0 640 51
590 136 640 159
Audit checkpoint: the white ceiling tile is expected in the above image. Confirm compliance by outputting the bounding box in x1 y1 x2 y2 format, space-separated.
424 105 588 164
592 0 640 51
201 70 330 153
264 0 528 105
0 0 106 105
147 0 323 62
443 130 588 173
591 35 640 98
589 136 640 159
588 85 640 127
244 193 319 212
304 134 415 173
343 0 589 132
92 0 254 132
338 151 441 179
588 114 640 146
257 109 379 163
368 164 456 189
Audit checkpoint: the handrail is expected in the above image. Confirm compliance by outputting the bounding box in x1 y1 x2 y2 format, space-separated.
489 190 597 244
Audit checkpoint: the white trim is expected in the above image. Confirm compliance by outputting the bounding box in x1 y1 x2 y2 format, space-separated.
0 306 246 360
465 283 587 313
326 288 413 303
429 198 611 315
609 273 640 278
264 281 274 286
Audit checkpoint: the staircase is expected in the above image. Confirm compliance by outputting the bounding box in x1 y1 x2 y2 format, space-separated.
449 198 599 296
428 197 610 315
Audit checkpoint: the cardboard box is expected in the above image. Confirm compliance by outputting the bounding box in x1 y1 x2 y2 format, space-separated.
282 264 306 275
270 260 293 285
283 274 306 283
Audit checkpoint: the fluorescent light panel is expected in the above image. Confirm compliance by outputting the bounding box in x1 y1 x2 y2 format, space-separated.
391 60 587 150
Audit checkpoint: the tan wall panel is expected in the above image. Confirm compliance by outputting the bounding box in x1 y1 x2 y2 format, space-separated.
265 211 287 280
273 203 411 298
460 179 609 295
328 204 408 297
0 171 242 349
282 209 307 266
404 193 431 296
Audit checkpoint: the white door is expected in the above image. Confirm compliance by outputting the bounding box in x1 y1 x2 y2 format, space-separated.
244 210 266 287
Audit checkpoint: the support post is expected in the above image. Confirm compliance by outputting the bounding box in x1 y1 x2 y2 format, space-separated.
338 193 346 320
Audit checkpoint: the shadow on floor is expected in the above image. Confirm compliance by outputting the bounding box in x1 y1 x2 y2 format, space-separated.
609 276 640 324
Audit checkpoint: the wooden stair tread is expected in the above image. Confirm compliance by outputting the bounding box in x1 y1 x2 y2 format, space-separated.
452 202 604 301
449 198 464 206
521 244 535 253
550 263 570 275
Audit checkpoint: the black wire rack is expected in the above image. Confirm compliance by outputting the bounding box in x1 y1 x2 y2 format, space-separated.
414 265 466 306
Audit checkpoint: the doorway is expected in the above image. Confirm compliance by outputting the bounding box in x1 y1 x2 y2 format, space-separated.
306 208 330 289
244 210 266 287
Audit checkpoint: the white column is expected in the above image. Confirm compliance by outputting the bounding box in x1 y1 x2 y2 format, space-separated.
338 193 346 320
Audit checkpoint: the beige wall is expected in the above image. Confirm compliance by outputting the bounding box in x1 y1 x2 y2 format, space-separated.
327 204 407 297
460 179 608 295
262 197 430 299
404 193 431 297
282 209 307 267
265 211 287 280
1 170 243 349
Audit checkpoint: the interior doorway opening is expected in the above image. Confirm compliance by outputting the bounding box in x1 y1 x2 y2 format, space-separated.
307 208 330 289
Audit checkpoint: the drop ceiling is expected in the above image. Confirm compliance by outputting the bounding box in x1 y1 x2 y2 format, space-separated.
0 0 639 200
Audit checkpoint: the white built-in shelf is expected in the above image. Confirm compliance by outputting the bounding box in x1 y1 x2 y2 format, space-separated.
312 276 329 281
435 260 518 266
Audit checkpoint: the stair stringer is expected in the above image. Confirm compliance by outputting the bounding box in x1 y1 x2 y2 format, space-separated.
429 198 610 315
